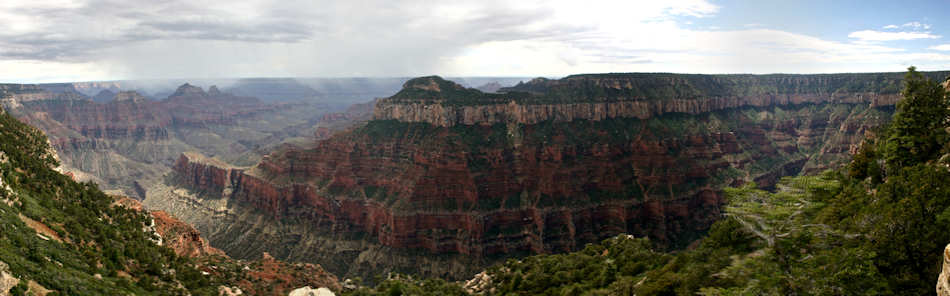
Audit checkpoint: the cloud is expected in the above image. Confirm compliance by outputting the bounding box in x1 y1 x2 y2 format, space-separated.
0 0 327 61
0 0 948 82
930 44 950 51
902 21 931 30
0 0 724 81
882 21 932 30
848 30 940 42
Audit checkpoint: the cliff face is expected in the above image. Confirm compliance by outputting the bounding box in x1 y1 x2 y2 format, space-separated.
156 73 902 280
1 83 338 198
14 84 280 140
374 91 899 127
372 74 924 127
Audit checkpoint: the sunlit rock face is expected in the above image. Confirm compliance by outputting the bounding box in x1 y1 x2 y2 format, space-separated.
155 72 923 279
939 244 950 296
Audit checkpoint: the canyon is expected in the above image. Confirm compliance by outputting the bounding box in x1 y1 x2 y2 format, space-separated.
0 100 341 295
1 81 363 199
146 72 946 280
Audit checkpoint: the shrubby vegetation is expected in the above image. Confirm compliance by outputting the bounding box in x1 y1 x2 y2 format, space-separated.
0 108 243 295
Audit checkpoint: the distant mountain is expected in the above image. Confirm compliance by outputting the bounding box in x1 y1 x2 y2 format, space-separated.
1 82 343 199
91 89 116 102
474 81 504 93
226 78 322 102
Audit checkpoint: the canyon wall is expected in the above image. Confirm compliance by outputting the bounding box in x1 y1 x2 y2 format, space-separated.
154 73 907 280
374 92 899 127
1 83 335 198
372 73 923 127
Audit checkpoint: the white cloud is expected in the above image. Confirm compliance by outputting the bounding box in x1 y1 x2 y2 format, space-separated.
0 0 948 82
902 21 931 30
882 21 931 30
848 30 940 42
930 44 950 51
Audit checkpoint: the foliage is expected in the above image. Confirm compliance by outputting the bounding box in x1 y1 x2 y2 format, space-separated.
0 109 262 295
883 66 950 169
487 235 670 295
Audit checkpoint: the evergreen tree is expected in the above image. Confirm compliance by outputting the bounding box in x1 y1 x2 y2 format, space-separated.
884 66 949 169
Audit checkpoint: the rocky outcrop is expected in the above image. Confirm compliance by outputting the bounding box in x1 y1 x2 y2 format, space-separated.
113 196 224 257
112 195 341 295
236 252 341 295
0 261 18 296
151 210 226 257
173 152 242 197
939 244 950 296
288 286 336 296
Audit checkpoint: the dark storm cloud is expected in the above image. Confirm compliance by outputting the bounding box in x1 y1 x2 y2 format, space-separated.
0 0 330 61
132 19 321 42
0 0 597 79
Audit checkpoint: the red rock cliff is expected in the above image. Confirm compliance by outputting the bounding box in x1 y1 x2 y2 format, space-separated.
175 96 890 258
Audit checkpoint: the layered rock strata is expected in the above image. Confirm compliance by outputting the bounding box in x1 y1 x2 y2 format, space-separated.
1 83 334 198
372 73 941 127
157 73 905 279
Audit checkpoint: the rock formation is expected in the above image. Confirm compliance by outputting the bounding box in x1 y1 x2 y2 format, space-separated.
113 196 341 295
150 73 918 280
0 82 338 198
288 286 336 296
151 210 226 257
0 261 18 296
373 74 916 127
940 244 950 296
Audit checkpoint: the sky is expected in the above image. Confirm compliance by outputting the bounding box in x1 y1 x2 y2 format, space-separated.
1 0 949 83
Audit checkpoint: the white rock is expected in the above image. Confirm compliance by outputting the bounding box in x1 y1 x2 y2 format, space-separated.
938 244 950 296
288 286 335 296
0 261 20 295
218 286 244 296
